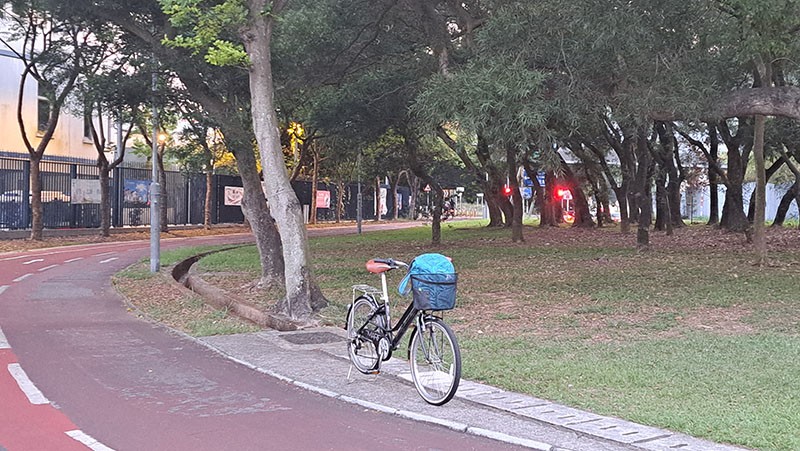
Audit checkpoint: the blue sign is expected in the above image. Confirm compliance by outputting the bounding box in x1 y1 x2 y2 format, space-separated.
522 187 532 199
536 171 546 186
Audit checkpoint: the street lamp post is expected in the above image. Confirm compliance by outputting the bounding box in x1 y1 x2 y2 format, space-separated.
149 70 161 273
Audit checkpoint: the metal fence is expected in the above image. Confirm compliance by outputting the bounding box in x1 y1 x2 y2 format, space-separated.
0 154 411 231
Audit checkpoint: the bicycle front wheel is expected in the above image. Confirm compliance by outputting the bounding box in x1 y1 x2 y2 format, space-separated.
347 296 384 374
409 317 461 405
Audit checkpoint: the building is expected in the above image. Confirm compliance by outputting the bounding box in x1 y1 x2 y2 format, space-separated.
0 47 100 161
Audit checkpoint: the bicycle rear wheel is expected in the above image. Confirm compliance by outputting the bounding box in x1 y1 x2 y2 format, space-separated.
409 317 461 405
346 296 385 374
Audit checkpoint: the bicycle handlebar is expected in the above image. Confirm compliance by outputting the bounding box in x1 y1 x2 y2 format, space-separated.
366 258 409 275
370 258 408 269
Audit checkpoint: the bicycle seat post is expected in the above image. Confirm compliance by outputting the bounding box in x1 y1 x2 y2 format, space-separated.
379 271 391 324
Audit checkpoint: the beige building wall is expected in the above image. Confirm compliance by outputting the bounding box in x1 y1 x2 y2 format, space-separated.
0 49 97 161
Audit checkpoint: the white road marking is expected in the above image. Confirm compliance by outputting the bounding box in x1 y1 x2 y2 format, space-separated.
38 264 59 272
12 274 33 282
0 255 27 262
64 257 83 263
65 430 116 451
0 327 9 349
93 252 115 257
99 257 118 264
22 259 44 265
8 363 49 405
0 285 8 296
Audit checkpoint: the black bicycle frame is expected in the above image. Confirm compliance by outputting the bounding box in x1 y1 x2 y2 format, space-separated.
358 297 419 353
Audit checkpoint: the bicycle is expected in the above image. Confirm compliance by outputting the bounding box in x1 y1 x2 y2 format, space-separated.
346 256 461 405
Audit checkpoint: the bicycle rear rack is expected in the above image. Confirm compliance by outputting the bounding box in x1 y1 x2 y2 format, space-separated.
352 284 383 301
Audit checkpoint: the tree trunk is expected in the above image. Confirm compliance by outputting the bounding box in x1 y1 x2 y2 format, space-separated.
29 156 43 240
559 155 594 228
507 146 524 242
242 0 326 319
157 148 169 232
708 126 720 225
204 168 213 230
752 114 767 266
409 174 418 220
310 150 318 225
771 184 797 227
99 162 112 237
335 180 345 223
635 129 653 250
403 129 443 244
748 158 784 221
718 120 752 233
228 131 285 289
540 171 562 227
654 167 669 232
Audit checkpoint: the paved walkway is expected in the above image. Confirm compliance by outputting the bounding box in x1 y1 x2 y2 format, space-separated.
197 327 746 451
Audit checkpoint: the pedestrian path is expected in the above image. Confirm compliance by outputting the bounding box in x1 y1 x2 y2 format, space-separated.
199 327 746 451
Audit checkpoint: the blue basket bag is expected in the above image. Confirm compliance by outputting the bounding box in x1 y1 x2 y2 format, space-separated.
398 253 457 311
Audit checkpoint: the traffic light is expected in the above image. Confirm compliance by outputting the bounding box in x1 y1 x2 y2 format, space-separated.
502 185 512 196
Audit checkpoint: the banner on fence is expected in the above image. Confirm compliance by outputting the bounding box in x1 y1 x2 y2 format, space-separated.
124 180 149 206
70 179 102 204
224 186 244 206
316 190 330 209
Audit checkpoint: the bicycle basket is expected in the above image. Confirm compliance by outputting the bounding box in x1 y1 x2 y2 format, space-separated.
411 273 457 311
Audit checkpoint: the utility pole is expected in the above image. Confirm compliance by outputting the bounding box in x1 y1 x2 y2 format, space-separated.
356 151 362 235
149 67 161 273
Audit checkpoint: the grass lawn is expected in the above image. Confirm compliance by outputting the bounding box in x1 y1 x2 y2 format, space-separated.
147 221 800 450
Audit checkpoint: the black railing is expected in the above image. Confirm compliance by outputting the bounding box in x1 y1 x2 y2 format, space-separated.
0 154 410 231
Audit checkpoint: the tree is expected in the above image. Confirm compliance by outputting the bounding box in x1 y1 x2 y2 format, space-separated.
2 1 115 240
217 0 326 318
83 0 286 293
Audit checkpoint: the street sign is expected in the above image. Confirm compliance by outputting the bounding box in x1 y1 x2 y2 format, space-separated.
423 184 431 192
562 190 573 200
522 187 532 199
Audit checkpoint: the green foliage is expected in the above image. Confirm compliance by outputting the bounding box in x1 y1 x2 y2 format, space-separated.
160 0 249 66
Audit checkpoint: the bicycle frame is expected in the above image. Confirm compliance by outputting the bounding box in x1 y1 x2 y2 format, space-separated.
352 268 431 357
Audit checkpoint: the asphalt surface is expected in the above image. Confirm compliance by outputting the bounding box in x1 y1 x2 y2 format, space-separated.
0 225 748 451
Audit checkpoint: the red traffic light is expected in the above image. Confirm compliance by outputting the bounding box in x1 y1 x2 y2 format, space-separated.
502 185 512 196
555 187 572 200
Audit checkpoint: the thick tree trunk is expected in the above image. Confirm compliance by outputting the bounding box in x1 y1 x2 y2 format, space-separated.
540 171 562 227
718 120 752 234
708 127 720 225
242 0 326 318
772 184 798 227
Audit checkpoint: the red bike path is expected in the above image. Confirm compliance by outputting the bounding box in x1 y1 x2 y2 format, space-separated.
0 230 522 450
